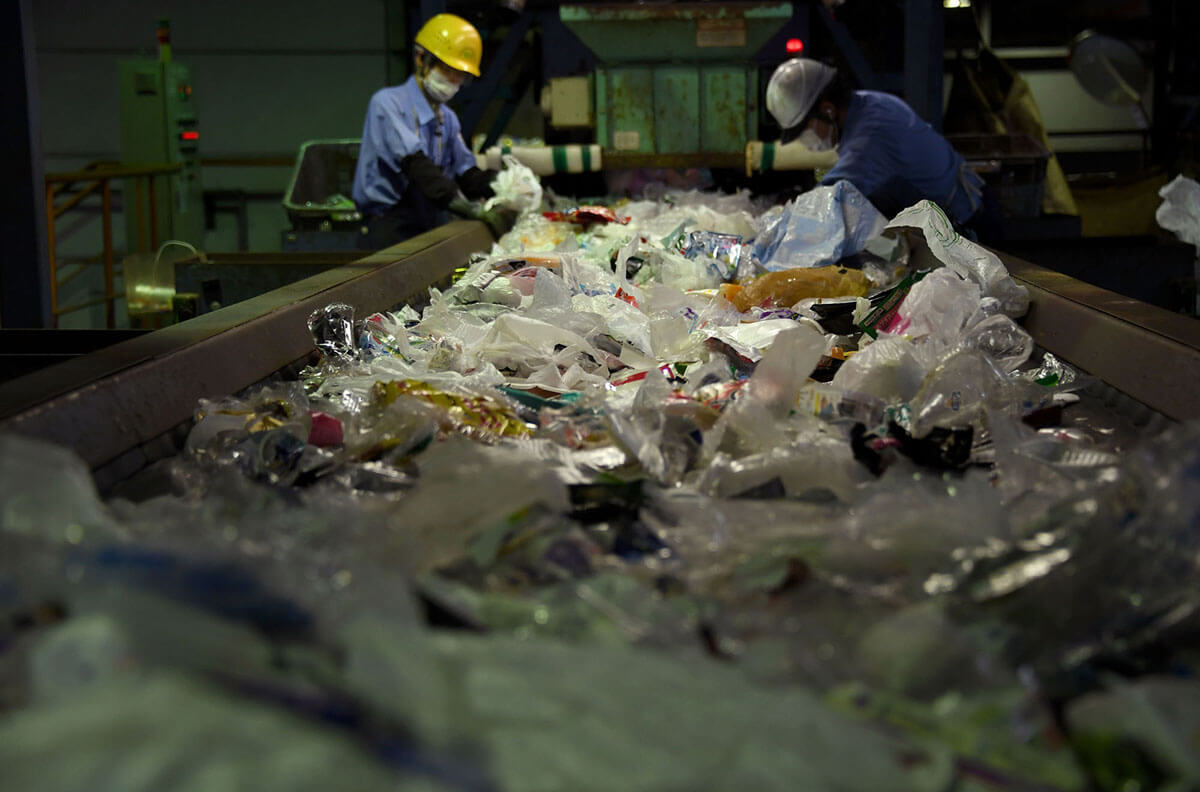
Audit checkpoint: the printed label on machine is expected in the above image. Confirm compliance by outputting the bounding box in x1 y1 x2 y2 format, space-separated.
696 18 747 48
613 130 641 151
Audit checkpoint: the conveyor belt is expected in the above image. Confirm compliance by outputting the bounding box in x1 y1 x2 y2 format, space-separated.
1000 252 1200 422
0 220 1196 491
0 221 492 489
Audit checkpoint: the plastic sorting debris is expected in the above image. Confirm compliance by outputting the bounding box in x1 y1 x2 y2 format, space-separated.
885 201 1030 317
754 180 887 270
720 266 873 311
485 154 543 215
1157 174 1200 314
3 183 1199 792
1156 174 1200 250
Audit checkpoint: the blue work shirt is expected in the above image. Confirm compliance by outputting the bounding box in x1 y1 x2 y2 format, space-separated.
352 75 476 217
821 91 982 225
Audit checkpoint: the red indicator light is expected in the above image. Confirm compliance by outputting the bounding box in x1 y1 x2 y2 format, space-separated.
181 130 199 141
785 38 804 54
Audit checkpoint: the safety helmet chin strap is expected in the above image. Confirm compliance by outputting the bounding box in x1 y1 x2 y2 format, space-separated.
414 49 434 80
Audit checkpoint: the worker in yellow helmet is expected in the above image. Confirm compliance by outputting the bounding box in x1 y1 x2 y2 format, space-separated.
352 14 515 247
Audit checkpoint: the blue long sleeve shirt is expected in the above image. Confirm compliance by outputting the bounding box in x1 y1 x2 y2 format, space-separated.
352 76 477 217
821 91 982 225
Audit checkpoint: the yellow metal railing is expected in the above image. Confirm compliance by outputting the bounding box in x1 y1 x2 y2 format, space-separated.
43 162 181 327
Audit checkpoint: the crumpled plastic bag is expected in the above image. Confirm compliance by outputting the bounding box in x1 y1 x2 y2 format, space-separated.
831 335 925 405
0 434 122 544
908 348 1013 436
888 268 982 342
1156 174 1200 250
957 313 1033 373
341 626 954 792
621 189 761 240
307 303 357 361
0 673 407 792
706 317 814 362
1066 676 1200 790
885 201 1029 317
754 181 887 271
485 154 543 215
699 435 870 503
715 325 828 452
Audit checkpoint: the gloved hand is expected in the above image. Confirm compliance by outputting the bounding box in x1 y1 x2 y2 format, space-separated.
456 166 497 201
448 196 517 239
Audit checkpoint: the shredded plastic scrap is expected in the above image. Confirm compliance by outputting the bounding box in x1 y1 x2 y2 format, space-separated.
1 185 1197 792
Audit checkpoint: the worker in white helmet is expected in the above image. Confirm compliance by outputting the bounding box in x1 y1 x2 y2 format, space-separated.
766 58 983 228
352 13 515 247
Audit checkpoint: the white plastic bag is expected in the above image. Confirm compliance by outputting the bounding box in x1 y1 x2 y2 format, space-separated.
832 335 925 405
1157 175 1200 249
885 201 1029 317
485 154 543 215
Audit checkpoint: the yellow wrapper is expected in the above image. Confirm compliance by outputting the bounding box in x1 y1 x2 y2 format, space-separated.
372 380 532 442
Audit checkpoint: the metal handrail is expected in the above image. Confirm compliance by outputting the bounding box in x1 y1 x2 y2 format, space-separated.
43 161 181 328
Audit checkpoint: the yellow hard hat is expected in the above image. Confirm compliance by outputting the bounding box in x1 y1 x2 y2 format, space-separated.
415 14 482 77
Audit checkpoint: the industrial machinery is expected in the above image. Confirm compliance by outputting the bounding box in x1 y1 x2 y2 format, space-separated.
117 20 205 250
557 2 792 164
280 139 366 252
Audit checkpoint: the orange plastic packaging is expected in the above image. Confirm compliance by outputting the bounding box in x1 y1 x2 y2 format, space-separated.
719 266 872 312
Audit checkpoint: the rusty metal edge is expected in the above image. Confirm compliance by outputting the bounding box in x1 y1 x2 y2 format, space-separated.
0 221 492 470
999 251 1200 422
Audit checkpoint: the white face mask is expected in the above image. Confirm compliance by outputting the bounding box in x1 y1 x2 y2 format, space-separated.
799 126 834 152
422 69 460 104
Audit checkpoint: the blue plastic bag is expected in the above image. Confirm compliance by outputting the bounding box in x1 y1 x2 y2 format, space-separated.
754 180 887 271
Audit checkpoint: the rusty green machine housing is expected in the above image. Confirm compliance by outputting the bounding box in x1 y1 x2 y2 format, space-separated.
560 3 792 162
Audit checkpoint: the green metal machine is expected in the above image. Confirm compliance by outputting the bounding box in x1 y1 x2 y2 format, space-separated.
559 3 792 162
117 22 204 251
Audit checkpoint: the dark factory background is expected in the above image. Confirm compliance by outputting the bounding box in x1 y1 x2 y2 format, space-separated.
3 0 1198 333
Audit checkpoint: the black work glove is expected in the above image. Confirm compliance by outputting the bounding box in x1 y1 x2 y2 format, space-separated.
456 166 497 201
448 196 517 239
400 152 459 208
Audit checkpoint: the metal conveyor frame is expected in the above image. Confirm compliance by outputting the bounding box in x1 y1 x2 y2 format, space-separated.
0 224 1197 491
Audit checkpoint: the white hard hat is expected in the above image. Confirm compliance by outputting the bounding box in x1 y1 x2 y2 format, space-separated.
766 58 838 130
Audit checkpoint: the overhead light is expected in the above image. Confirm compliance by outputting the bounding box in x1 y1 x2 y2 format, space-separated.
943 0 971 7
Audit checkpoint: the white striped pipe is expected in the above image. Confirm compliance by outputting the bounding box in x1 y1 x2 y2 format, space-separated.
474 144 603 176
744 140 839 177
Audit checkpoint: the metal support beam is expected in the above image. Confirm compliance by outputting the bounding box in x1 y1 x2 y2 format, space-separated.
814 3 880 90
0 0 51 328
384 0 409 86
539 8 596 80
904 0 944 130
455 11 534 139
481 54 538 150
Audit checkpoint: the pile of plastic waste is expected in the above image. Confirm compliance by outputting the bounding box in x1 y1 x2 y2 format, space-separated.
2 168 1199 791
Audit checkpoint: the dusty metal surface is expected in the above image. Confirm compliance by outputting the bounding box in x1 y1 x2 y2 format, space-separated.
560 2 790 61
701 67 750 153
0 221 492 473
